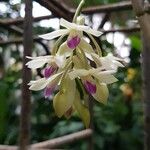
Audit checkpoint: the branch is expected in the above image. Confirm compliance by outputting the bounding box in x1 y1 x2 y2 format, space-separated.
34 0 72 21
0 145 17 150
0 27 140 46
101 26 140 35
0 129 92 150
34 1 134 19
82 1 133 14
0 145 54 150
99 13 110 29
0 15 54 25
0 21 23 35
31 129 92 149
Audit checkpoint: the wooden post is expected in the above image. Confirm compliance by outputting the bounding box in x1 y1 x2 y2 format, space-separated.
88 95 94 150
131 0 150 150
19 0 33 149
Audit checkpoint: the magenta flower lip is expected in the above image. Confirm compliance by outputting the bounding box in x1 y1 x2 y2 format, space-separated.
44 86 55 98
84 80 96 94
44 66 56 78
67 36 81 49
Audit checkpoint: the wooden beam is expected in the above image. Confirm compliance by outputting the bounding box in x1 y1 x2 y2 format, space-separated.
0 27 140 46
0 15 54 26
82 1 133 14
34 0 72 21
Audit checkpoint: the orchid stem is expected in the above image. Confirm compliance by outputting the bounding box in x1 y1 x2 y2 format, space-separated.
59 56 73 91
73 0 85 23
77 47 89 69
52 35 66 55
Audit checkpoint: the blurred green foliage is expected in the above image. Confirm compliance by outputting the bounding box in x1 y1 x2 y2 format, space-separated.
0 0 143 149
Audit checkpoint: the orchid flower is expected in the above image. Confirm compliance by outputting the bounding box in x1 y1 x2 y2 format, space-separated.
39 17 102 51
26 55 65 69
26 0 125 128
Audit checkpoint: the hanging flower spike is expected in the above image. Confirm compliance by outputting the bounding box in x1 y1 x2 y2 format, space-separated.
26 0 125 128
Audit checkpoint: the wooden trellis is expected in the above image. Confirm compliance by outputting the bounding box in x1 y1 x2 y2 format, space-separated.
0 0 150 150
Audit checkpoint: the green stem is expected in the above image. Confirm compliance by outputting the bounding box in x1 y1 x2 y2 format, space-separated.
77 47 89 69
76 78 87 96
73 0 85 23
51 35 66 55
59 54 73 90
87 33 102 57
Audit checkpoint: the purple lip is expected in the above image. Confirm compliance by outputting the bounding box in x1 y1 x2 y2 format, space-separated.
44 66 56 78
67 36 81 49
84 80 96 94
44 86 55 98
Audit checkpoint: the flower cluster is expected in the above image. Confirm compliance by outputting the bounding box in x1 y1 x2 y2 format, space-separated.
26 1 124 128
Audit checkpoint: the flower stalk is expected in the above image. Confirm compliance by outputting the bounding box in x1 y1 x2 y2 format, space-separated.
73 0 85 23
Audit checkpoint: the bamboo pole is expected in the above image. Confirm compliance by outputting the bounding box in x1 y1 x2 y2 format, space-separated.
131 0 150 150
19 0 33 149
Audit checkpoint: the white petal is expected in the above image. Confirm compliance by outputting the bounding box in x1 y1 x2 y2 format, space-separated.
39 29 69 40
83 28 102 37
69 69 90 80
93 83 109 104
97 70 117 75
56 41 72 57
78 39 95 54
93 72 118 84
60 18 74 29
60 18 89 31
26 57 50 69
26 55 51 60
90 53 102 67
100 55 124 70
85 53 93 61
29 78 48 91
29 72 63 91
47 72 63 85
55 55 66 68
113 60 124 68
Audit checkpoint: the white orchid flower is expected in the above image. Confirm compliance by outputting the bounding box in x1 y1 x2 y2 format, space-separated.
69 68 118 84
91 53 124 70
68 68 115 104
39 17 102 56
39 18 102 41
28 72 63 98
26 55 65 69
